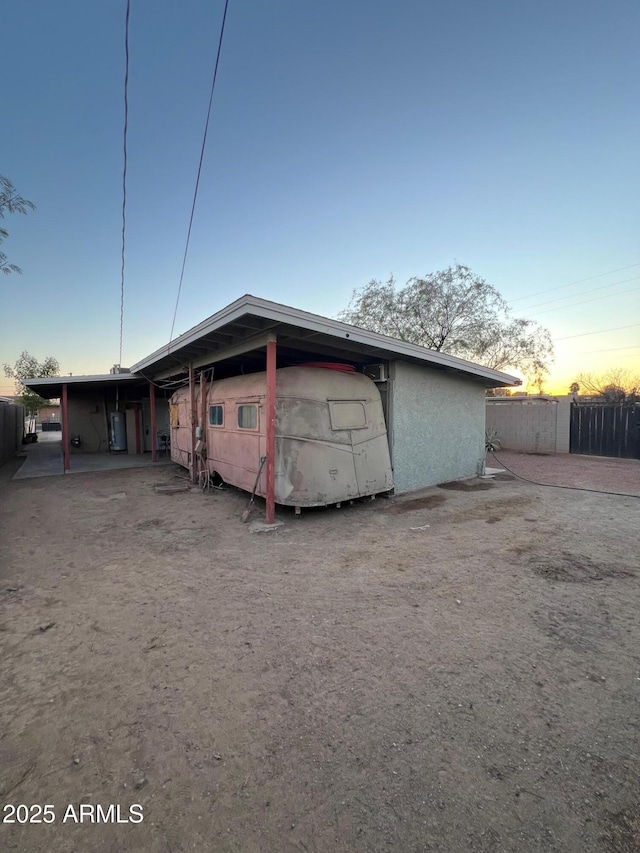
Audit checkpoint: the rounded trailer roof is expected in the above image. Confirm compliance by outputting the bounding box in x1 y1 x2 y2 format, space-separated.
176 366 380 402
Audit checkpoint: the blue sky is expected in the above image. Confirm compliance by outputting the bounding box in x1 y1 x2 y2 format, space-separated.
2 0 639 394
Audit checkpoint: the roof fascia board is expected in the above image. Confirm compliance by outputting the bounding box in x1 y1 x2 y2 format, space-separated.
130 294 520 386
24 373 139 387
245 298 520 385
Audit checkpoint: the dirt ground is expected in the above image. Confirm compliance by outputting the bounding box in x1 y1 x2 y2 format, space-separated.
1 453 639 853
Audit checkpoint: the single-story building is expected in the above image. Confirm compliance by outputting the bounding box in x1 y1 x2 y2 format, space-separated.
24 295 520 519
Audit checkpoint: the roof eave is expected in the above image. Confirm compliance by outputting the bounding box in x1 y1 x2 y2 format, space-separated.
130 295 521 387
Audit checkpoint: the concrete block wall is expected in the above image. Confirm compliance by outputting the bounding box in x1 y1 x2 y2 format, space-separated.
389 361 487 493
486 396 572 454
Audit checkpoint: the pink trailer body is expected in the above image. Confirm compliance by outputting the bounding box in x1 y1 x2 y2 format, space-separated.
170 366 393 507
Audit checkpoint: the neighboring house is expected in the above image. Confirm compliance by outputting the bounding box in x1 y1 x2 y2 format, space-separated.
23 295 520 511
36 404 61 431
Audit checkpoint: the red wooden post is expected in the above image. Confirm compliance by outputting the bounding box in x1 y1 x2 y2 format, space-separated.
149 381 157 462
201 370 208 477
201 370 207 438
189 362 197 483
265 337 277 523
62 383 70 471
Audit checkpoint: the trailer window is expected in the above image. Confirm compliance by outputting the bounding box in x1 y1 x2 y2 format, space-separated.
209 405 223 427
329 401 367 430
238 405 257 429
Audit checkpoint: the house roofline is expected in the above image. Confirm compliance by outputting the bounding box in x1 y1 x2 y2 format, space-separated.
131 294 521 387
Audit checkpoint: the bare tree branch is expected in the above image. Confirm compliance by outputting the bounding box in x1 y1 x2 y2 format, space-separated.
338 265 554 383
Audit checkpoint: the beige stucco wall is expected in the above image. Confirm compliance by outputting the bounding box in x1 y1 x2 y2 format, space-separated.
389 361 487 493
485 396 572 454
67 394 109 453
67 391 170 453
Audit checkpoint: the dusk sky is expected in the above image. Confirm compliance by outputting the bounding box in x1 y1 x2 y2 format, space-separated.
2 0 639 395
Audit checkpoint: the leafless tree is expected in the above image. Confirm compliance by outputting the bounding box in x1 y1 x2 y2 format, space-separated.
339 265 554 385
574 369 640 403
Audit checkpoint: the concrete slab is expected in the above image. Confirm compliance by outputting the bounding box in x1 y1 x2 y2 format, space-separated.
12 433 174 480
67 453 173 475
12 434 63 479
248 519 285 533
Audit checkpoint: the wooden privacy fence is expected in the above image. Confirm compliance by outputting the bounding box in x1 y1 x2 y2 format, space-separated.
570 404 639 459
0 401 25 467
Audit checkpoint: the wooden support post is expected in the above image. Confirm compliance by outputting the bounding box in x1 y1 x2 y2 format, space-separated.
149 381 157 462
265 337 277 524
62 383 70 471
200 369 208 479
189 362 197 484
201 370 207 439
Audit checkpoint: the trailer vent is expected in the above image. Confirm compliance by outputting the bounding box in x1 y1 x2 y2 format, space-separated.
364 364 388 382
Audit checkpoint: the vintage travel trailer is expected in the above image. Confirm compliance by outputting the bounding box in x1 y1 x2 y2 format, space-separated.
170 364 393 508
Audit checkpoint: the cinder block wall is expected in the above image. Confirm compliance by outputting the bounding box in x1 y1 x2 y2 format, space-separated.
389 362 486 492
486 396 571 453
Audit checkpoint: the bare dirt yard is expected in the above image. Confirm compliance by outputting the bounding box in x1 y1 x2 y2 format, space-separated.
1 453 639 853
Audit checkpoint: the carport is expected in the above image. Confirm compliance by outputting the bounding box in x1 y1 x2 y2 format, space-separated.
22 373 172 473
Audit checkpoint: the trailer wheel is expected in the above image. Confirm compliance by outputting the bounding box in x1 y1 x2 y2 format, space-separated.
210 471 225 488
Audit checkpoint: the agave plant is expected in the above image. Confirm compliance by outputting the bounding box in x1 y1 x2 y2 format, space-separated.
485 429 501 452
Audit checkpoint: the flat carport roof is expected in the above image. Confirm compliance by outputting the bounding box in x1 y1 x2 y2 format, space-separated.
21 373 147 399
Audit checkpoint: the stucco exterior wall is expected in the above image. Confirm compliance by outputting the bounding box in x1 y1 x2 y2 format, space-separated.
68 394 109 453
389 361 486 493
486 396 571 453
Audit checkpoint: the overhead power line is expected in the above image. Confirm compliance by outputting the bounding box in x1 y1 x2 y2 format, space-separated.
508 261 640 305
578 345 640 355
554 323 640 342
119 0 131 368
517 275 640 313
527 286 640 318
169 0 231 344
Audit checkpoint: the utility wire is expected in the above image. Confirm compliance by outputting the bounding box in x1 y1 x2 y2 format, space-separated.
507 262 640 305
119 0 131 368
577 345 640 355
554 323 640 342
526 286 639 318
515 275 640 313
169 0 230 345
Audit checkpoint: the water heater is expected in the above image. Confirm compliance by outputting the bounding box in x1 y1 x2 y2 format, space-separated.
110 411 127 451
